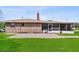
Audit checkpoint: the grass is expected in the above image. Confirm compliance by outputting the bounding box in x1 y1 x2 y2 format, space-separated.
0 32 14 39
75 27 79 30
58 31 79 36
0 38 79 52
0 32 79 52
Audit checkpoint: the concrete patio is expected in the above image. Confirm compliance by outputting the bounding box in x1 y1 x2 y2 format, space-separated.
8 33 79 38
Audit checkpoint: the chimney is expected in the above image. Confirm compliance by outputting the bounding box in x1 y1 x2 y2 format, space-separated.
37 12 40 21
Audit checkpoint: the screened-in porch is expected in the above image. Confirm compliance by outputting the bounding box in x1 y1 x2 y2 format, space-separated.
42 23 73 33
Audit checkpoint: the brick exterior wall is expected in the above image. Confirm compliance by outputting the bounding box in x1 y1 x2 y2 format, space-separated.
5 23 42 33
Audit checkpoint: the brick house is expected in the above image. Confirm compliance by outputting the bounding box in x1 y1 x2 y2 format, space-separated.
5 12 74 34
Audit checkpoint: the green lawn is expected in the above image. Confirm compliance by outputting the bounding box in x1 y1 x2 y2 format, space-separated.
58 31 79 36
75 27 79 30
0 32 14 39
0 32 79 52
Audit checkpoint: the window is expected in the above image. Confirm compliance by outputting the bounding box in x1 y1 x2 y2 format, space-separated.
11 23 15 27
21 23 24 26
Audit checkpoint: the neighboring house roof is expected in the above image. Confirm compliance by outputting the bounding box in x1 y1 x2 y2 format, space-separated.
6 19 73 24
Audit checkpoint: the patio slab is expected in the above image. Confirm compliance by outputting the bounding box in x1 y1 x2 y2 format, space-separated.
8 33 79 38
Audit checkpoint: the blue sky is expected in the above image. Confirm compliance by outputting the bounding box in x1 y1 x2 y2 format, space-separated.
0 6 79 22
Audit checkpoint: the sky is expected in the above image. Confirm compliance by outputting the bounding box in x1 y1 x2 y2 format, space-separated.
0 6 79 22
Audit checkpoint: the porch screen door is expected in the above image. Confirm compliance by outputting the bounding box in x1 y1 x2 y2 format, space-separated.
48 24 53 31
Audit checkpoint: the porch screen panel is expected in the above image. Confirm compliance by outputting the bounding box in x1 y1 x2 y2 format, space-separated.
53 24 60 30
42 23 48 30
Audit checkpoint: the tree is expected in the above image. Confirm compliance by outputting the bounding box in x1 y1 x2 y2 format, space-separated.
0 22 5 29
0 9 5 29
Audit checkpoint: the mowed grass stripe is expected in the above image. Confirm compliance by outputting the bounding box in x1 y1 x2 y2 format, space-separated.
0 38 79 52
